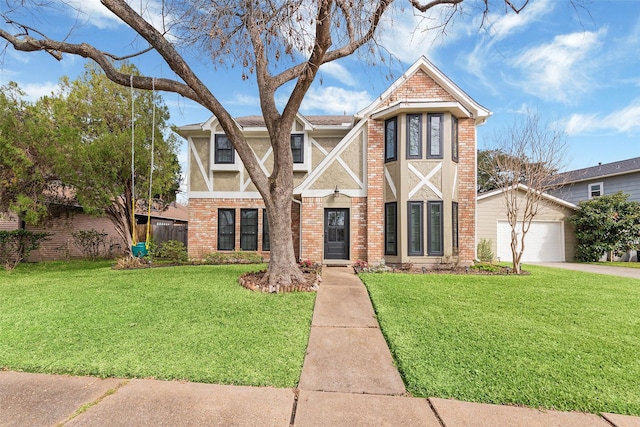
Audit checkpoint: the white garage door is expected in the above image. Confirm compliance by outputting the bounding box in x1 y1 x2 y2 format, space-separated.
497 221 565 262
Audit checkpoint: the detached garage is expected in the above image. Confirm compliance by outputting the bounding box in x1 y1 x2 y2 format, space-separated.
477 185 578 263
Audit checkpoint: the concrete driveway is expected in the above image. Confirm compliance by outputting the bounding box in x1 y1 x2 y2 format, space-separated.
533 262 640 279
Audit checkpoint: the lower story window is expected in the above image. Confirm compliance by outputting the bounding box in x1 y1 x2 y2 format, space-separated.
428 201 443 256
262 209 270 251
218 209 235 251
452 202 459 254
240 209 258 251
408 201 424 256
385 202 397 255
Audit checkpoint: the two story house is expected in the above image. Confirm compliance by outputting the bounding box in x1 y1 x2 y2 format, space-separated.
178 57 491 267
550 157 640 204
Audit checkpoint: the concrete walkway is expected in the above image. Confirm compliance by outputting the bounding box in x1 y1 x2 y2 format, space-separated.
2 266 640 426
533 262 640 279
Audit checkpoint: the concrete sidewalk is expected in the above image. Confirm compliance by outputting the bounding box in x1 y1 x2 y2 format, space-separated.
533 262 640 279
2 266 640 426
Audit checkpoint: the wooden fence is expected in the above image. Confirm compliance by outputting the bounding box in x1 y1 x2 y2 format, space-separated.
135 223 188 247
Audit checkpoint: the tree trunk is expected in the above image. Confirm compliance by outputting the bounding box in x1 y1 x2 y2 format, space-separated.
261 197 305 291
105 191 134 256
258 169 306 291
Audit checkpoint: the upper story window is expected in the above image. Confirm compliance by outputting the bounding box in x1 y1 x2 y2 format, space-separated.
452 116 459 163
589 182 603 199
406 114 422 159
291 134 304 164
385 117 397 162
427 113 443 159
214 134 235 164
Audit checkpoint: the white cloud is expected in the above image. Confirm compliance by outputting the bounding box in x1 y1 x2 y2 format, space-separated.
481 0 554 40
227 93 261 107
22 82 60 100
64 0 172 34
319 62 357 87
65 0 122 29
511 28 607 103
299 86 372 115
458 1 554 96
377 5 462 64
563 100 640 135
0 81 60 102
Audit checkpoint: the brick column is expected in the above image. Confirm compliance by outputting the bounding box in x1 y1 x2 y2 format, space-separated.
300 197 324 262
188 198 217 259
366 121 385 264
457 118 477 265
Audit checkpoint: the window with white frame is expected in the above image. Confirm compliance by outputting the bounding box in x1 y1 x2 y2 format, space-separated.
291 134 304 164
214 134 235 164
589 182 603 199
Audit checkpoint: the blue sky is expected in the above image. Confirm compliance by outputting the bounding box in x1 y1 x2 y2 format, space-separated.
1 0 639 173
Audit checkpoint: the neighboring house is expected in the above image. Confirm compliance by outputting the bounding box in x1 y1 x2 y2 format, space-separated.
178 57 491 267
0 202 188 261
477 184 578 262
549 157 640 204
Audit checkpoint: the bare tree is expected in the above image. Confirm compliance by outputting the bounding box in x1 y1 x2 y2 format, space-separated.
488 110 568 273
0 0 551 288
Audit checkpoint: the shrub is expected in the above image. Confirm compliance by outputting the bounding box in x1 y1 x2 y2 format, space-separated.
299 259 321 273
471 262 502 273
352 259 369 272
477 239 494 263
570 192 640 262
0 229 50 270
156 240 188 262
113 256 147 270
71 229 109 259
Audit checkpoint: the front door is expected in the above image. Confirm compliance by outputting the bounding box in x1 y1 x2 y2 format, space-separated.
324 208 350 260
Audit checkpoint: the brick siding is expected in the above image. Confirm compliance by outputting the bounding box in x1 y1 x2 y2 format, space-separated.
366 121 385 264
188 198 300 261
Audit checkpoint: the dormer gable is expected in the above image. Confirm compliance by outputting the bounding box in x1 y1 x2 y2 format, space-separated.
358 56 491 125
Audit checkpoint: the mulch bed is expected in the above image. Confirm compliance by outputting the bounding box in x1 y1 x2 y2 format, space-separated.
355 265 529 275
239 270 322 293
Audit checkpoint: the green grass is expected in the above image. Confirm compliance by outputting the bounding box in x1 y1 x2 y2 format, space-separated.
361 265 640 415
589 261 640 269
0 260 315 388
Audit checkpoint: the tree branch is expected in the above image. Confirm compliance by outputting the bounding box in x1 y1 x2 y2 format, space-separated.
98 0 270 196
408 0 463 13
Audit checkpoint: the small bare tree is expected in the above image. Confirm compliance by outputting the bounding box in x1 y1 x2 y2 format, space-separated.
487 110 568 273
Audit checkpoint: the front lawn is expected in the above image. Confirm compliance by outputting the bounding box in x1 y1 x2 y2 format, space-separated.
361 266 640 415
0 261 315 388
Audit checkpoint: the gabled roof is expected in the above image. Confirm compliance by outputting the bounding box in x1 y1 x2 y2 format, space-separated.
357 56 492 125
553 157 640 184
477 184 578 210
